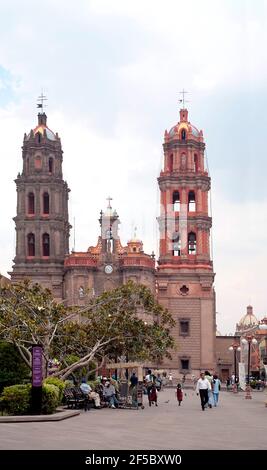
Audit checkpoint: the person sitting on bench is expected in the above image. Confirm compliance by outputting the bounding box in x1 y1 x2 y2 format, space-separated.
103 381 119 408
80 379 101 408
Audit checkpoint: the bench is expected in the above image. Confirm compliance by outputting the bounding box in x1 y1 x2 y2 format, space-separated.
63 387 94 411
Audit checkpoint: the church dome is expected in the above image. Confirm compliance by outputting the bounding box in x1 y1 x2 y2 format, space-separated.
167 109 201 140
238 305 258 330
26 113 56 141
31 124 56 141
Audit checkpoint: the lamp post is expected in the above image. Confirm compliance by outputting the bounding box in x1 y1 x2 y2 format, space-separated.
228 342 241 393
241 335 258 399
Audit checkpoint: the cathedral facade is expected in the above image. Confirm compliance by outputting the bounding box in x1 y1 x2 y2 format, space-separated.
11 106 216 375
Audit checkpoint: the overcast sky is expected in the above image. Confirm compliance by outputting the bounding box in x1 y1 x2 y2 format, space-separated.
0 0 267 334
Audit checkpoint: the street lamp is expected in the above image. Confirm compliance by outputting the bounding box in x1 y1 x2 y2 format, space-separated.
228 342 241 393
241 336 258 399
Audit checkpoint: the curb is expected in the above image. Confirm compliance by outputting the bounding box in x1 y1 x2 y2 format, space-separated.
0 409 80 423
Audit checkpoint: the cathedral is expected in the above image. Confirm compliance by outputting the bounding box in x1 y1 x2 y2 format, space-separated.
10 105 216 375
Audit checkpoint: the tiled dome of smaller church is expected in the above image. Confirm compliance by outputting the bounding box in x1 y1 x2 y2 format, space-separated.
237 305 258 331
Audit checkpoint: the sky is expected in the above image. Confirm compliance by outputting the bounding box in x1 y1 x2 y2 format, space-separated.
0 0 267 334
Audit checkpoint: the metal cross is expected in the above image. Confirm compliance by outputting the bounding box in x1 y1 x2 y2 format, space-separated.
106 196 113 208
37 91 47 112
179 89 188 108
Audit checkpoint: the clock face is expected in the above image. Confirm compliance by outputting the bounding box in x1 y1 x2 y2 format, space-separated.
105 265 113 274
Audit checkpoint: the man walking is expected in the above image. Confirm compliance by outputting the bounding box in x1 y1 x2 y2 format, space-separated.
196 372 211 411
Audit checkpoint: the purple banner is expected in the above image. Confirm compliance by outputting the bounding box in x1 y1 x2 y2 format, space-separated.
32 345 43 387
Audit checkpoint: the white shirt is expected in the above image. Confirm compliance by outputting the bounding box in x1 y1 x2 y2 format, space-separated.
196 378 211 392
80 383 92 395
145 374 153 383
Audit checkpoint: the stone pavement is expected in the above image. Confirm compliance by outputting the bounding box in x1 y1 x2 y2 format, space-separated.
0 389 266 450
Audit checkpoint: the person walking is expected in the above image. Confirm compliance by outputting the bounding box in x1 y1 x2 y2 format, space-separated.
205 371 214 408
212 375 221 407
148 383 158 406
196 372 211 411
176 383 183 406
129 372 138 408
145 369 154 397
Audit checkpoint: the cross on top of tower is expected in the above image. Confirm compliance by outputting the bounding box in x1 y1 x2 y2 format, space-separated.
37 92 47 113
179 89 189 109
106 196 113 209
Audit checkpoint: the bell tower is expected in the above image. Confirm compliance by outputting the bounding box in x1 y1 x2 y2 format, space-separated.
10 110 71 300
157 106 216 374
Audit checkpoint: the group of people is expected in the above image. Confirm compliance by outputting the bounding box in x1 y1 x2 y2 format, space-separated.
80 377 119 409
196 371 221 411
79 369 222 412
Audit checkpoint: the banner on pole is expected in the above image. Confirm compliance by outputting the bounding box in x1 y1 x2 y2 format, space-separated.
238 362 246 391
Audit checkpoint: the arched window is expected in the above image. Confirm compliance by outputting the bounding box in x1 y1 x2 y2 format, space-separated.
188 232 196 255
48 157 53 173
28 192 35 214
42 233 50 256
37 132 41 143
173 191 180 211
188 191 196 212
181 129 186 140
26 158 29 173
172 231 181 256
43 192 50 214
168 154 173 172
194 154 198 172
27 233 35 257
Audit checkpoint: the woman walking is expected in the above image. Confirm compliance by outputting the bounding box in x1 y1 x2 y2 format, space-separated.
212 375 221 407
176 383 183 406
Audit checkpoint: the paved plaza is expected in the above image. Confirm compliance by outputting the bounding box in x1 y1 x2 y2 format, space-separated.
0 389 266 450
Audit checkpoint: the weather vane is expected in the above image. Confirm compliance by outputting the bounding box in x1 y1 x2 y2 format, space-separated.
37 91 47 113
179 89 189 109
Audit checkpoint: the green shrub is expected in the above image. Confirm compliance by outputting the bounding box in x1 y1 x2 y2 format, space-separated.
0 342 30 393
41 383 59 414
0 384 31 415
87 380 99 390
44 377 65 402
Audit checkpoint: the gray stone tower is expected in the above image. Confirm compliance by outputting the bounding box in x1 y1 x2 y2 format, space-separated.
10 112 71 300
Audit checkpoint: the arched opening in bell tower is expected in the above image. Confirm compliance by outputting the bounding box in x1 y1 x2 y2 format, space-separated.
188 232 196 255
188 191 196 212
48 157 53 174
28 192 35 214
172 231 181 256
27 233 35 257
42 233 50 256
173 191 180 211
43 192 50 214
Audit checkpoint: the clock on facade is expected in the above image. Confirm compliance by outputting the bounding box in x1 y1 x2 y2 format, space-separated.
104 265 113 274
